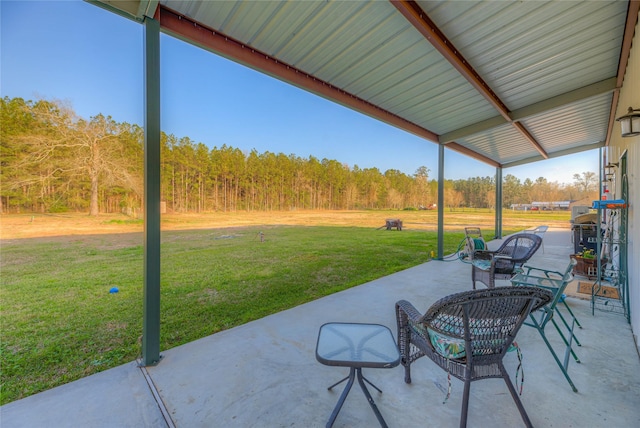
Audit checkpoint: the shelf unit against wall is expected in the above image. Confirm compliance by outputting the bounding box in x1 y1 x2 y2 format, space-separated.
592 178 629 321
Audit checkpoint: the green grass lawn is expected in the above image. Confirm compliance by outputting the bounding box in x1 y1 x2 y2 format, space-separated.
0 224 519 404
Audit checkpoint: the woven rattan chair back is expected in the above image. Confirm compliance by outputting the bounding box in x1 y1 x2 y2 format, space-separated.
396 286 553 428
472 233 542 289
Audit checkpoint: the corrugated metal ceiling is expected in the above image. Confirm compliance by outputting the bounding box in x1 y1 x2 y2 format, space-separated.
92 0 638 170
420 0 626 108
171 0 498 135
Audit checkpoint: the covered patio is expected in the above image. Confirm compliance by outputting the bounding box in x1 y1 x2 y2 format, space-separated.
3 228 640 427
3 1 639 426
82 0 640 368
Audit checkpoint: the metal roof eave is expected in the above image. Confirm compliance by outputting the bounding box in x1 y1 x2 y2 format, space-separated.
85 0 159 22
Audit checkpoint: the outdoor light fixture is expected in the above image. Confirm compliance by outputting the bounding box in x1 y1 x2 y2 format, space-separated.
616 107 640 137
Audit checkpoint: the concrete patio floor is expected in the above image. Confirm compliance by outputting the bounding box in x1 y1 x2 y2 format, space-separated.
2 228 639 427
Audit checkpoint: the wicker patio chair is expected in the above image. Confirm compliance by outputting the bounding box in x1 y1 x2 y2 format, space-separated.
396 286 553 428
471 233 542 289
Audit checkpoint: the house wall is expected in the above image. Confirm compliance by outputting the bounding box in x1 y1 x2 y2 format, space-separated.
609 16 640 353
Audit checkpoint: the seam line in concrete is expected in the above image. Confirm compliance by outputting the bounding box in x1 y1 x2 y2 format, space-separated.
138 360 176 428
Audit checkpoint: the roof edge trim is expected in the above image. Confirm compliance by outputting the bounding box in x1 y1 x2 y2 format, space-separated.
139 0 159 19
87 0 158 22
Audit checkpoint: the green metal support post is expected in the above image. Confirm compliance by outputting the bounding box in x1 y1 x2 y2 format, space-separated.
495 166 503 239
142 16 161 366
437 143 444 259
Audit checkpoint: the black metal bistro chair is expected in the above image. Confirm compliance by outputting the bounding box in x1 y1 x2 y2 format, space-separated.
471 233 542 289
396 287 553 428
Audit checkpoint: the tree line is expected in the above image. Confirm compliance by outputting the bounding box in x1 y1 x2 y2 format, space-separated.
0 97 598 215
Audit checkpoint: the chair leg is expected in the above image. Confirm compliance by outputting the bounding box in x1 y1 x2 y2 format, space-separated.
561 300 582 328
403 360 412 384
500 363 533 428
536 326 579 392
396 308 413 383
460 377 471 428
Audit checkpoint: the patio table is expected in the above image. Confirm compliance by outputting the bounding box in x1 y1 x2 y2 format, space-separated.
315 322 400 428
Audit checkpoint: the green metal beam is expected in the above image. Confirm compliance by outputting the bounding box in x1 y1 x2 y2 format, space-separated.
510 78 617 121
86 0 143 22
437 144 444 259
142 16 161 366
495 167 503 239
501 141 605 168
439 116 508 144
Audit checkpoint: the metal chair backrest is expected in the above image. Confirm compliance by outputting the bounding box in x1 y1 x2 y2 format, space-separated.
530 258 577 326
495 233 542 264
532 225 549 234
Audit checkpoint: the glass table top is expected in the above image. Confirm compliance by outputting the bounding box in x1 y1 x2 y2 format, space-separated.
316 322 400 368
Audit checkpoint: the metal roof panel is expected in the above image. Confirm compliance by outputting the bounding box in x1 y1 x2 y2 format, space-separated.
152 0 634 167
420 0 627 109
457 124 538 165
522 93 613 154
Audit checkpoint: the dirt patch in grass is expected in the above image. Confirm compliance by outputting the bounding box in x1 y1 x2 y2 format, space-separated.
0 209 570 244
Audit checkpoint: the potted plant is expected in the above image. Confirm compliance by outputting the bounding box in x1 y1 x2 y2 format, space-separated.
570 247 601 279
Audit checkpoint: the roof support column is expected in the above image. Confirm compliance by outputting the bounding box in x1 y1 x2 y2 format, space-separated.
142 16 162 366
437 143 445 259
495 167 503 239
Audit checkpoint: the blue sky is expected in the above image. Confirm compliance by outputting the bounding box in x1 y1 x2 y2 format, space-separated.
1 0 599 183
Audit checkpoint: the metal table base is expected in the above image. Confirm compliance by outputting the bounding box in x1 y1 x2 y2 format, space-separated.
326 367 387 428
